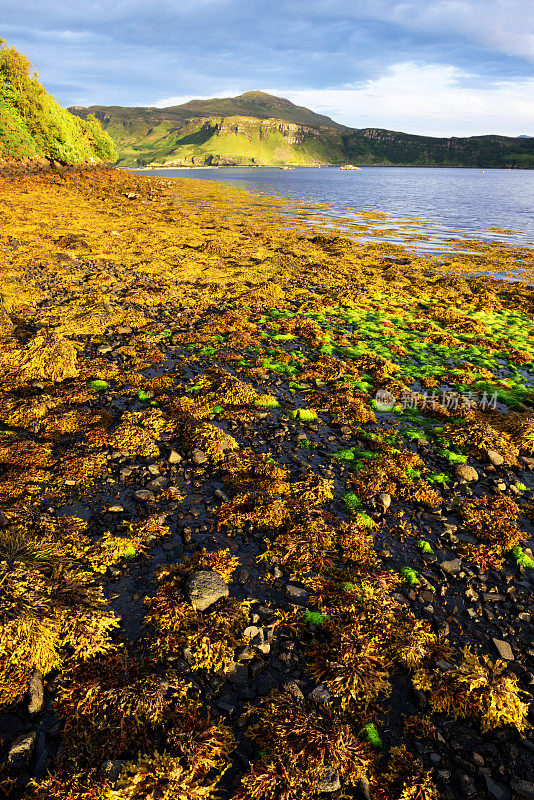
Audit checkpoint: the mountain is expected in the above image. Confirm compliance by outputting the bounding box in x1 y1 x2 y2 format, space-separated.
0 41 116 165
69 90 534 169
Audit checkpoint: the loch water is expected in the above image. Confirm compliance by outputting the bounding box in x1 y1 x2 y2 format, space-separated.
129 166 534 251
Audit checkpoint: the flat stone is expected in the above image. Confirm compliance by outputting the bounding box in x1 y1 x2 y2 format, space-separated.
134 489 155 502
191 448 208 465
7 732 36 768
455 464 479 482
185 570 229 611
285 584 310 604
484 775 509 800
441 558 462 575
107 505 124 512
317 767 341 793
486 449 504 466
225 661 248 686
492 638 514 660
146 477 167 491
28 670 44 714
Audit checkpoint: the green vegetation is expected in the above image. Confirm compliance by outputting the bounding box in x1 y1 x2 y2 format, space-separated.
70 90 533 168
511 546 534 569
0 40 116 163
362 723 383 750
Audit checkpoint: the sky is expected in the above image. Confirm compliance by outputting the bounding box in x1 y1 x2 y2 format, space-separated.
2 0 534 136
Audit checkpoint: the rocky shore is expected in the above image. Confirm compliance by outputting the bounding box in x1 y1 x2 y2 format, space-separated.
0 168 533 800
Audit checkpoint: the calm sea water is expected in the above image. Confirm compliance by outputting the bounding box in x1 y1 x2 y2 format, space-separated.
128 166 534 249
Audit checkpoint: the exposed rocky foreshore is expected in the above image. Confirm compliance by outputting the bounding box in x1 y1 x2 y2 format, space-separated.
0 169 533 800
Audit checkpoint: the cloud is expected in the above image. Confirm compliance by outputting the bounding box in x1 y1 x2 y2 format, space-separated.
2 0 533 133
278 62 534 136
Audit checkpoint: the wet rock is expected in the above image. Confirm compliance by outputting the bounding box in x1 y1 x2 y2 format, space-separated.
134 489 155 502
283 681 305 702
377 492 392 510
27 670 44 714
191 449 208 465
225 661 249 686
317 766 341 793
484 775 509 800
492 638 514 661
285 584 309 604
100 760 127 785
358 776 372 800
308 685 331 704
510 780 534 800
185 570 229 611
441 558 462 575
486 449 504 467
458 772 477 797
7 732 36 768
455 464 478 482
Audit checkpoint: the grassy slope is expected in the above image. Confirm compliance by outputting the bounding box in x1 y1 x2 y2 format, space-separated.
110 116 346 166
0 40 116 164
69 90 534 169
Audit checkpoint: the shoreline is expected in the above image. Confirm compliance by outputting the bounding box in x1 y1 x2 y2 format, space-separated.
0 168 533 800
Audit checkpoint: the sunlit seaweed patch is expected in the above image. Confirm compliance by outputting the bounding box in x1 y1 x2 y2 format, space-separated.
0 167 532 800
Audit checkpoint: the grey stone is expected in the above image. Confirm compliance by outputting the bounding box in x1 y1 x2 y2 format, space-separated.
441 558 462 575
510 780 534 800
7 732 36 768
492 638 514 660
28 670 44 714
484 775 509 800
185 570 229 611
285 584 310 604
486 449 504 466
458 773 477 797
455 464 479 482
225 661 248 686
308 684 331 704
317 767 341 793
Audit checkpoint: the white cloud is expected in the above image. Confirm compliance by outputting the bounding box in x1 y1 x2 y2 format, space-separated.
273 62 534 136
153 91 235 107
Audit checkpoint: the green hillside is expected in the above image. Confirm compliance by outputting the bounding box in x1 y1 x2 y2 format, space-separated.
0 40 116 164
70 90 534 169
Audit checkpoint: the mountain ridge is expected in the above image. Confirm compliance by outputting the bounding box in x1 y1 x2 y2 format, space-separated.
69 90 534 169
